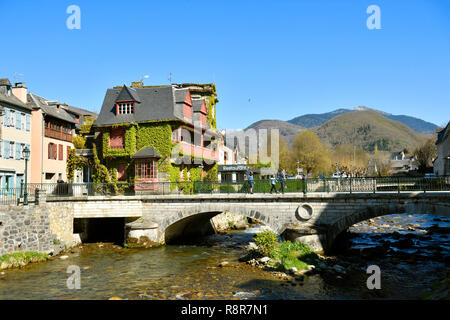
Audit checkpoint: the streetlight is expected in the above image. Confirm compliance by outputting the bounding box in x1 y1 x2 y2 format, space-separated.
22 146 30 205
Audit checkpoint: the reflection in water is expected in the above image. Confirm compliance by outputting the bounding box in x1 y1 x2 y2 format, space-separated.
0 213 448 300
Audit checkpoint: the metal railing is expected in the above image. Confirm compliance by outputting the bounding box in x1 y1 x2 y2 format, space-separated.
1 176 449 205
0 187 23 205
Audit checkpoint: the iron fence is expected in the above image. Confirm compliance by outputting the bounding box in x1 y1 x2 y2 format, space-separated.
1 176 449 205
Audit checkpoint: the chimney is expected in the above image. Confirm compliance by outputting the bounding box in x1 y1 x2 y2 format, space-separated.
11 82 28 104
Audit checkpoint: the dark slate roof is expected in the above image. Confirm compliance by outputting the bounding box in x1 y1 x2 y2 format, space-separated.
0 92 32 111
0 79 12 87
116 85 141 103
28 93 76 124
131 146 161 159
436 122 449 145
192 99 206 114
62 104 98 117
95 85 184 126
174 88 188 103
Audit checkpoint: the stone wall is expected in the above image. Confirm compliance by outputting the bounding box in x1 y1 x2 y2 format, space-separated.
0 203 80 256
0 205 54 255
211 212 248 231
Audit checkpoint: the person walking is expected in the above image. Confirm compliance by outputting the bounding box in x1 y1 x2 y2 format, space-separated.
269 174 277 194
247 171 255 194
278 169 286 194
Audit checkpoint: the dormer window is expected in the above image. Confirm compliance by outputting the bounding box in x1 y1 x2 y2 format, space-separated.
116 101 134 114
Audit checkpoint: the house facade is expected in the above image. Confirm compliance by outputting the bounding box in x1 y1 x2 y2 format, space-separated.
434 122 450 176
389 151 418 175
0 80 32 190
28 93 76 183
93 82 219 190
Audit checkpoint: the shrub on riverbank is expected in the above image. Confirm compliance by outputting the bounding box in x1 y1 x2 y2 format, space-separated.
272 241 319 271
253 230 319 271
0 252 50 269
254 229 279 257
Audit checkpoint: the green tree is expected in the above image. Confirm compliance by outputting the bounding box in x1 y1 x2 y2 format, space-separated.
290 130 331 176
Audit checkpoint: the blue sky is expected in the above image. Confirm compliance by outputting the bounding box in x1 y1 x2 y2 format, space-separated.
1 0 449 129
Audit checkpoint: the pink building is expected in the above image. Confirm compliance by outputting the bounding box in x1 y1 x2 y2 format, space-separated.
27 93 75 183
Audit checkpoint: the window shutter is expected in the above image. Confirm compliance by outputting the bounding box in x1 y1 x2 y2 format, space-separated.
59 144 63 160
53 144 57 159
26 114 31 131
16 113 21 129
48 143 51 159
4 109 9 126
15 142 21 160
2 140 7 158
9 110 14 127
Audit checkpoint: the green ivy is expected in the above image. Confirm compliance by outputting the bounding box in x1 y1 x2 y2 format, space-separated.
72 136 86 149
206 94 217 129
205 164 218 182
66 149 89 182
102 125 137 158
190 167 201 182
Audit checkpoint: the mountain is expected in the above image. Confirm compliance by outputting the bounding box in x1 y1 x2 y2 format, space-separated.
246 120 304 145
313 110 426 152
286 106 438 135
287 108 351 128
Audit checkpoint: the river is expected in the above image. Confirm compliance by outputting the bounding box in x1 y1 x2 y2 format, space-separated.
0 213 448 300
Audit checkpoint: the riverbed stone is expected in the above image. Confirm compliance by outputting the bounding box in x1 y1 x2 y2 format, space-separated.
259 257 271 264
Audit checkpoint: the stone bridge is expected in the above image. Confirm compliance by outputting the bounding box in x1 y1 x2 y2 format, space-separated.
43 191 450 252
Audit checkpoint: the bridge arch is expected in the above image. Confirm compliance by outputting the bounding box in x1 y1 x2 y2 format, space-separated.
324 199 450 251
159 204 283 243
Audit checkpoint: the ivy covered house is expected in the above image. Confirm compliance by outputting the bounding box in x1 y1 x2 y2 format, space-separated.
92 82 219 191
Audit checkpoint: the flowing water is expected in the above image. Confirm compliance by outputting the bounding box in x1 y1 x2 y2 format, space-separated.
0 214 448 300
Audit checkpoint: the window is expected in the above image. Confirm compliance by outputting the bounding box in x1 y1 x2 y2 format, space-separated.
172 129 179 142
117 163 126 181
135 159 157 179
48 143 57 160
117 102 134 114
109 128 125 149
9 110 15 127
20 113 25 130
59 144 63 160
9 142 14 159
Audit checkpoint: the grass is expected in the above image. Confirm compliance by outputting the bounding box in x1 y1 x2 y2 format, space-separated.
271 241 319 271
253 229 319 271
0 252 50 269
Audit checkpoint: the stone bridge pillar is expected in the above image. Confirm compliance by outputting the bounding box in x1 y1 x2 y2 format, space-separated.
35 189 47 206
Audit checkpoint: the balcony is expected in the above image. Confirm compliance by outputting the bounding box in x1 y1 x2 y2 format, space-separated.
178 142 217 162
45 128 72 142
76 149 94 157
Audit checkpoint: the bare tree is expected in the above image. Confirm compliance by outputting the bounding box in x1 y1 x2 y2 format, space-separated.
413 138 437 173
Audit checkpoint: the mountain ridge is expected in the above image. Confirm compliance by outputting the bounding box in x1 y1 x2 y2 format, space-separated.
285 106 438 134
244 107 434 151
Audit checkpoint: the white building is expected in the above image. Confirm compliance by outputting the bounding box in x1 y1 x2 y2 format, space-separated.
434 122 450 176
